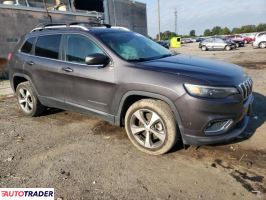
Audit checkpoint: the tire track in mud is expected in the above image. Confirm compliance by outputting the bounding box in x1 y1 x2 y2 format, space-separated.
175 146 266 197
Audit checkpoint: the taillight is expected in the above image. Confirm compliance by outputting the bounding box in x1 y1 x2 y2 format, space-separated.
7 53 12 61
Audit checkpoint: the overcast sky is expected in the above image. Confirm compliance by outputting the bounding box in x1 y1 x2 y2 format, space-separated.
137 0 266 37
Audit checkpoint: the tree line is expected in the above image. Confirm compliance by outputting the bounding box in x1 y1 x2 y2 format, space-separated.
202 23 266 36
155 23 266 40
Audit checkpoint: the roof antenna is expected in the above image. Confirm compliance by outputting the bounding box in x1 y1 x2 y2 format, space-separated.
43 0 53 24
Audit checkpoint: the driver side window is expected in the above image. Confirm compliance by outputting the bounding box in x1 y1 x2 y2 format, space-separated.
66 34 104 64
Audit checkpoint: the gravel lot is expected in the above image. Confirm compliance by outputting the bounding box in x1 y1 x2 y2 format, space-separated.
0 43 265 200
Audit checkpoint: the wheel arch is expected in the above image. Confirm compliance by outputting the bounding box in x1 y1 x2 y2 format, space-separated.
115 91 184 136
11 73 38 95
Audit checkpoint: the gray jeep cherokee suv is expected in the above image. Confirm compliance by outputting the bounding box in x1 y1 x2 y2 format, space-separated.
8 23 253 155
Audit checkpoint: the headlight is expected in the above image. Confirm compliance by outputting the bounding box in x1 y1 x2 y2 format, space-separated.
184 84 239 98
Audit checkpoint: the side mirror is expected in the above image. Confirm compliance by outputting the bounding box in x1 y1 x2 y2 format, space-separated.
85 53 110 68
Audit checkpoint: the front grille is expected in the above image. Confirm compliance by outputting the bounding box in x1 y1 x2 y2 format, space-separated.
238 78 253 100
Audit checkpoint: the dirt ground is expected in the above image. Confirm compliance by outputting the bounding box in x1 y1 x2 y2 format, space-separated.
0 43 265 200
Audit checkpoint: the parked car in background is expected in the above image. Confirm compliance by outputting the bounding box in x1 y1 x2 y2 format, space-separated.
181 38 193 44
253 32 266 48
225 38 244 48
157 40 170 49
241 33 257 43
242 36 254 44
196 37 205 42
199 37 234 51
227 35 253 44
241 33 257 44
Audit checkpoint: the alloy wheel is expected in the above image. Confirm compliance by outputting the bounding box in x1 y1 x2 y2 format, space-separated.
260 42 266 48
18 88 33 113
129 109 166 149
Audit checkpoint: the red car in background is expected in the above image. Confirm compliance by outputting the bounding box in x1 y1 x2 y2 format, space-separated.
227 35 254 44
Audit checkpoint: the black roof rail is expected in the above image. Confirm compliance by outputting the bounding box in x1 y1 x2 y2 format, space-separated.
31 22 112 32
69 22 112 28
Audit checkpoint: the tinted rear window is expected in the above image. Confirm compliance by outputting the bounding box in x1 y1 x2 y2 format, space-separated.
21 37 35 54
35 35 61 59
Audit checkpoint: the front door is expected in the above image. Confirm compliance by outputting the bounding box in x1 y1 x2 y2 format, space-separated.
61 34 116 115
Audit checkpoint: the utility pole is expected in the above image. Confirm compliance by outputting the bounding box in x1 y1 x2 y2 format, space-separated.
112 0 117 26
174 8 178 35
157 0 161 41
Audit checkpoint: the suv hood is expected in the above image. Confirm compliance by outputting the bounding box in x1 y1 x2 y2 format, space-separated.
140 54 247 86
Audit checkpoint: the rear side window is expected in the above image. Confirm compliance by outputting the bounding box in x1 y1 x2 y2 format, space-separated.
21 37 35 54
35 35 61 59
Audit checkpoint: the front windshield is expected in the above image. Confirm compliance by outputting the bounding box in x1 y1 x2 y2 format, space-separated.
96 32 173 61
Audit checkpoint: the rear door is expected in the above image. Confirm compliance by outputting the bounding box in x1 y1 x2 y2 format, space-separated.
24 34 65 102
61 33 116 114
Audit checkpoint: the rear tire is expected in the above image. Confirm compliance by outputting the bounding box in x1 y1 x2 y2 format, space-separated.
16 81 44 117
125 99 178 155
225 45 231 51
201 46 207 51
259 42 266 48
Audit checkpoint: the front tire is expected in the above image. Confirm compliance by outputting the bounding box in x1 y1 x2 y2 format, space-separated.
16 81 44 117
201 46 207 51
259 42 266 48
125 99 178 155
225 45 231 51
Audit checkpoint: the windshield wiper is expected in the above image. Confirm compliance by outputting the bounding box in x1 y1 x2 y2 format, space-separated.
128 58 151 62
158 54 173 59
128 54 174 62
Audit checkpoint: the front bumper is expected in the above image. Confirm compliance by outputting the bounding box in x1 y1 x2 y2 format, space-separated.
176 93 254 145
182 115 250 145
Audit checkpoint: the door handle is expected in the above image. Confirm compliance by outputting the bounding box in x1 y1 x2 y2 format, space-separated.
62 67 73 73
26 61 34 66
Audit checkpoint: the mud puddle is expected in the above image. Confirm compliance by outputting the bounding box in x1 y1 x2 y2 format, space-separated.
91 121 127 140
171 145 266 196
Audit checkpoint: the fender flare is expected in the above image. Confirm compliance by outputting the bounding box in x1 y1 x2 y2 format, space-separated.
115 90 184 135
11 73 39 96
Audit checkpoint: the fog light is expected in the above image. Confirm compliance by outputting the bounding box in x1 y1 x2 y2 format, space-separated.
205 119 233 135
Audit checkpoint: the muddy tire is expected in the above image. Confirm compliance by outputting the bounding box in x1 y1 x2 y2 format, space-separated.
259 42 266 48
225 45 231 51
16 81 44 117
125 99 178 155
201 46 207 51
